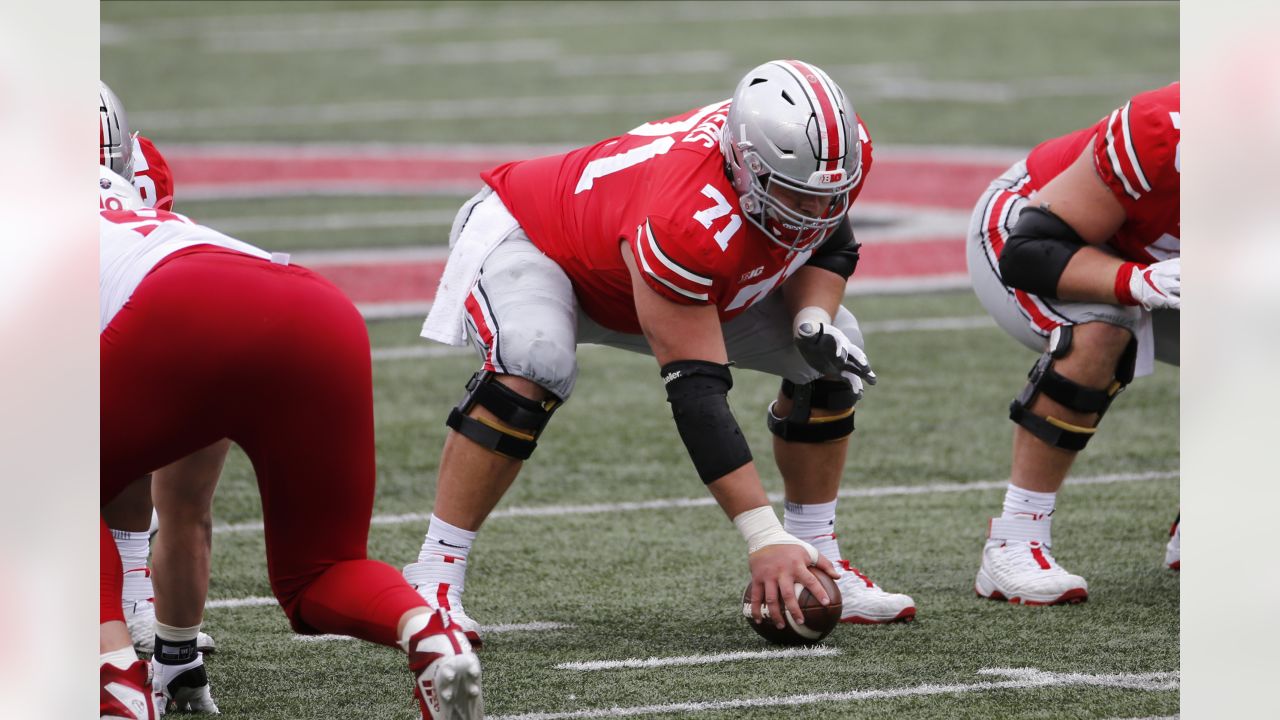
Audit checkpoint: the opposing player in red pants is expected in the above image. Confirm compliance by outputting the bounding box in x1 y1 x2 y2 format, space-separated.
98 168 482 720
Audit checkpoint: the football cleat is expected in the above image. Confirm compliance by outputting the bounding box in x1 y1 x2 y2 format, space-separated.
408 608 483 720
976 539 1088 605
833 560 916 624
404 555 482 648
152 652 219 714
1165 515 1180 571
975 513 1088 606
101 659 159 719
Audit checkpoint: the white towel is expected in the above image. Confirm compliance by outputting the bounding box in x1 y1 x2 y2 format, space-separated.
1133 310 1155 378
421 188 522 346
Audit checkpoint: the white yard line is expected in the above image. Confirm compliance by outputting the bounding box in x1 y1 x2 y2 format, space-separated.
211 470 1176 535
556 647 840 672
294 621 572 642
491 668 1177 720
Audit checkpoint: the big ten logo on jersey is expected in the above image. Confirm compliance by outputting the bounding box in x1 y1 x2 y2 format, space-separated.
680 107 729 148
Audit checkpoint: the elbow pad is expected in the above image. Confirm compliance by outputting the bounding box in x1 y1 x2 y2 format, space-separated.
805 218 861 279
998 206 1087 299
661 360 753 484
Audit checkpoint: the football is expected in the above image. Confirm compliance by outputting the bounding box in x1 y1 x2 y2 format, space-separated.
741 572 842 645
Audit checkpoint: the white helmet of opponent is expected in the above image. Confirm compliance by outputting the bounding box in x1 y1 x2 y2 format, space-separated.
721 60 861 253
100 81 135 182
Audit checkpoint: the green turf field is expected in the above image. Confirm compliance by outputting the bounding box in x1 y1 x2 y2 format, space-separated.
102 2 1180 718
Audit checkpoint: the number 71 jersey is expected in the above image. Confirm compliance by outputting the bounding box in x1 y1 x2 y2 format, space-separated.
481 99 873 334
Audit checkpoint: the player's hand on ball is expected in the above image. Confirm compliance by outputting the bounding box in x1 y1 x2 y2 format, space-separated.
745 544 838 630
795 321 877 389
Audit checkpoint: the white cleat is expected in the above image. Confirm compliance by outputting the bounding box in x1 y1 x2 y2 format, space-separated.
408 609 484 720
833 560 916 623
975 515 1087 606
1165 515 1180 571
404 555 483 648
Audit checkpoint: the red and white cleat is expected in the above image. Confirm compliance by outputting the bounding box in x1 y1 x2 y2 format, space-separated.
1165 515 1180 571
408 609 483 720
404 555 483 648
975 514 1088 606
101 660 160 719
833 560 916 623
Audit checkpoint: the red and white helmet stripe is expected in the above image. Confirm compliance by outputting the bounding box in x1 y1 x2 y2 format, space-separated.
776 59 846 174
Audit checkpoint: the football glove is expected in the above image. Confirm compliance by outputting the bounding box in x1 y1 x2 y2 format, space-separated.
151 653 219 714
795 320 877 391
1120 257 1180 311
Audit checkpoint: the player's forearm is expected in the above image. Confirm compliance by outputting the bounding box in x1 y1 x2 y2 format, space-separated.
706 463 772 520
783 265 845 321
1055 245 1130 304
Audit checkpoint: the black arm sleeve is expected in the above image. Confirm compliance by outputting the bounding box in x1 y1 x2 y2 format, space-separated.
998 205 1088 299
804 217 860 279
660 360 753 484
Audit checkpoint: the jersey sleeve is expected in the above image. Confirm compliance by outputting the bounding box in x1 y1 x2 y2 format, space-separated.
133 135 176 211
1092 86 1179 214
848 113 874 205
630 215 717 306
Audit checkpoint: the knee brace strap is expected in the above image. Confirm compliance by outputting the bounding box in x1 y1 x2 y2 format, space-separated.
446 372 560 460
1008 326 1138 451
768 378 857 443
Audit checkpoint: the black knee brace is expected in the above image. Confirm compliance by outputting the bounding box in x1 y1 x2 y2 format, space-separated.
1008 325 1137 451
766 378 858 443
446 371 561 460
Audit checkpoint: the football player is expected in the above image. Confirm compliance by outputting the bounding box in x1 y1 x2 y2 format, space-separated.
404 60 916 643
100 80 222 660
965 83 1181 605
98 169 483 720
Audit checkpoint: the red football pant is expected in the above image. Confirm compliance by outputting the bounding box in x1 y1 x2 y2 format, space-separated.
101 248 425 646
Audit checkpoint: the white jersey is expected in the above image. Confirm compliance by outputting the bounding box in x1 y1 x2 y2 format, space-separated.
100 213 272 334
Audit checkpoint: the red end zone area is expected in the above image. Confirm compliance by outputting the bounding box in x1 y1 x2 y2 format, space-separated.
167 146 1018 312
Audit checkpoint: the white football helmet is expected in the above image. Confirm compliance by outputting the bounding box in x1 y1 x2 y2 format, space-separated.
721 60 861 253
100 81 135 182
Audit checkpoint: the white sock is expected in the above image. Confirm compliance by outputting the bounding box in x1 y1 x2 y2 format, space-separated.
398 610 434 653
783 499 842 564
100 646 138 671
1002 484 1056 519
112 529 151 573
419 514 477 563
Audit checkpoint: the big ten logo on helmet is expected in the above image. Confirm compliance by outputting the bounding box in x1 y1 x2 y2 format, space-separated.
681 109 729 148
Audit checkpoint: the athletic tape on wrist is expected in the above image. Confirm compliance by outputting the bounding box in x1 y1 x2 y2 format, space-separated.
733 506 819 564
793 306 833 338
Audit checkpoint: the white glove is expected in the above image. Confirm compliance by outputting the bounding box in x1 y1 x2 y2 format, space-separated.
152 654 220 714
1122 257 1180 311
794 316 877 392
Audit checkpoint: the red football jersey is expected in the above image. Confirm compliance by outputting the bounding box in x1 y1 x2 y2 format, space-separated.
1024 83 1180 263
483 100 873 334
133 135 176 211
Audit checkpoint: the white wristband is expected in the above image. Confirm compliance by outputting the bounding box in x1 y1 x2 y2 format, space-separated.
793 306 832 337
732 506 819 564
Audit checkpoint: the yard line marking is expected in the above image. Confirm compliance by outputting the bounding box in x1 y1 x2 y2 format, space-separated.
211 470 1176 535
366 315 997 363
294 621 571 641
489 667 1178 720
206 596 276 609
556 647 840 672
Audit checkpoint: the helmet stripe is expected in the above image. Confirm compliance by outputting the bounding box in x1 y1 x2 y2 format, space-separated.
779 60 844 173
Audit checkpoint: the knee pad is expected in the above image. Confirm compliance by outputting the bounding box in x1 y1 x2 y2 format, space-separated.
1008 325 1137 451
446 371 561 460
766 378 857 443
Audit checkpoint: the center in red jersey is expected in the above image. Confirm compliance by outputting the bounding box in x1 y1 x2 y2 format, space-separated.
482 99 874 334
